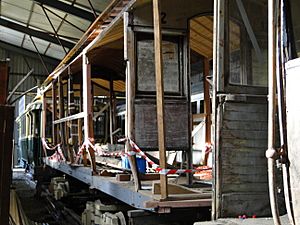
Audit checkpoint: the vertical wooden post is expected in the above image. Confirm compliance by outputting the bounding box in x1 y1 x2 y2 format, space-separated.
42 93 47 139
204 58 212 165
0 62 9 104
58 76 67 158
212 0 225 219
52 81 57 144
68 68 76 163
109 78 115 144
0 106 14 225
124 12 141 191
78 119 83 154
42 93 47 158
82 53 96 173
153 0 168 200
78 83 84 163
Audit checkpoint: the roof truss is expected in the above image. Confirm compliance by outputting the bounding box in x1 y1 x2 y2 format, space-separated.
0 17 74 49
34 0 97 22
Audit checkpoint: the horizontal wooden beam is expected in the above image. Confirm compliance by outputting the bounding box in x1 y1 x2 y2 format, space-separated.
144 199 212 209
53 112 84 124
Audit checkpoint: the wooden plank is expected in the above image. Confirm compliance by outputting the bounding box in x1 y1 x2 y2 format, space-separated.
116 174 131 181
42 93 47 157
78 119 83 149
221 183 268 193
144 199 211 209
52 81 58 144
224 102 267 113
0 105 14 225
53 112 85 124
78 83 84 163
139 173 160 181
221 193 270 217
220 130 267 140
203 58 211 166
222 120 268 131
153 0 168 200
152 183 197 195
221 147 268 161
126 141 141 191
221 138 267 148
82 53 96 172
109 78 116 144
221 164 267 175
0 62 9 104
192 113 206 120
9 190 20 225
221 172 268 184
68 71 78 163
124 12 141 191
67 70 75 117
42 93 47 139
58 76 67 158
223 111 267 122
157 193 212 200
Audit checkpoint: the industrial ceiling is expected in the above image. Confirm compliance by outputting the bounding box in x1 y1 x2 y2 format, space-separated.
0 0 112 60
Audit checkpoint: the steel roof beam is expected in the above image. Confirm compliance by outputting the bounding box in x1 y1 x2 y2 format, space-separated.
34 0 96 22
0 41 59 65
0 17 74 49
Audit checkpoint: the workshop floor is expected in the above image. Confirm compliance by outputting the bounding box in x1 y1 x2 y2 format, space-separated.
194 214 291 225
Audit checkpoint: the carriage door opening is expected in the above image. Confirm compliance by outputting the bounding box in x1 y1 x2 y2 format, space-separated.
189 15 213 178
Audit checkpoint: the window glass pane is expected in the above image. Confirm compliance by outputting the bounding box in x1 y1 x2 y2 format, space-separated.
136 33 181 93
229 21 241 84
190 50 204 95
228 0 268 87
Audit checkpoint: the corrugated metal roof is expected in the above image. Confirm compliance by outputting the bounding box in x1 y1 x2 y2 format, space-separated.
0 0 113 60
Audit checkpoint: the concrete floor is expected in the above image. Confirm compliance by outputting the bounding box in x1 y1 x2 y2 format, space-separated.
194 215 291 225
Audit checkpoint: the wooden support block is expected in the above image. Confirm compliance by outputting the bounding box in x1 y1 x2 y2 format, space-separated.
116 174 131 181
144 199 212 209
127 210 151 218
152 182 196 195
140 173 160 181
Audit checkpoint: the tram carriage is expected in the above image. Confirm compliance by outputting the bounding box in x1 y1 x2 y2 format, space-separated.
16 99 43 168
16 0 300 224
